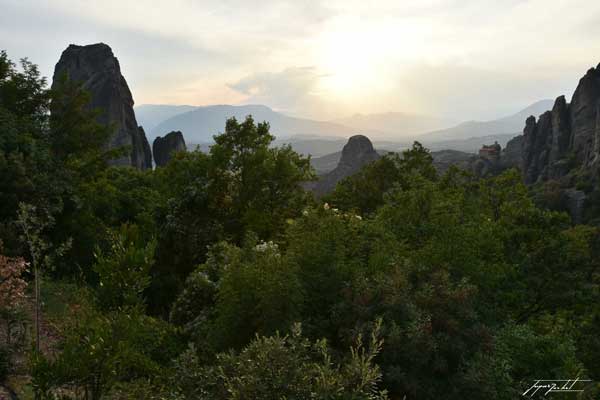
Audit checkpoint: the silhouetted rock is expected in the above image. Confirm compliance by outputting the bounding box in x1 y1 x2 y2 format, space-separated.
153 131 187 167
570 64 600 165
549 95 571 163
52 43 152 169
308 135 380 196
138 126 153 169
522 112 551 183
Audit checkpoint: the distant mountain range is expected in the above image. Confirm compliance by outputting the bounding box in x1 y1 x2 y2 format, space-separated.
332 112 456 139
416 99 554 142
134 100 554 156
138 104 371 144
273 136 350 158
135 104 197 132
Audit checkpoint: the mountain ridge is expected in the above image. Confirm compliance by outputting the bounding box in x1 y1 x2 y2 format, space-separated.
139 100 555 151
148 104 380 144
135 104 198 132
417 99 554 142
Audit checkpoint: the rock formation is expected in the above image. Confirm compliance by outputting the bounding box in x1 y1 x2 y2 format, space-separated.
505 63 600 184
502 134 524 167
153 131 187 167
52 43 152 169
494 63 600 223
308 135 380 196
570 65 600 165
138 126 153 169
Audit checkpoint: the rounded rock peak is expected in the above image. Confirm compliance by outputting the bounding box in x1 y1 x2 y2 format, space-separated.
162 130 185 141
66 42 110 50
152 131 187 167
339 135 377 167
342 134 375 154
62 43 114 57
553 95 567 107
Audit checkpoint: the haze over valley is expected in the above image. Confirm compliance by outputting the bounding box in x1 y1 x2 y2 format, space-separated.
134 98 555 158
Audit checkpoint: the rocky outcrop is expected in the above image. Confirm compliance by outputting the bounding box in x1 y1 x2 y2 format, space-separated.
138 126 153 169
498 63 600 223
570 64 600 165
550 95 571 163
307 135 380 196
522 113 549 183
509 64 600 184
519 97 574 184
52 43 152 169
502 134 524 167
152 131 187 167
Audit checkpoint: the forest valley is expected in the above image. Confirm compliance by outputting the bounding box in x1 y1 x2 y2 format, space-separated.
1 50 600 399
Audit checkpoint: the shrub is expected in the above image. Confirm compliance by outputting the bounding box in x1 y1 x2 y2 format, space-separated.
0 344 10 382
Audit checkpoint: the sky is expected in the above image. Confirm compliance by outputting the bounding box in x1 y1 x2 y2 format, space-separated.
1 0 600 121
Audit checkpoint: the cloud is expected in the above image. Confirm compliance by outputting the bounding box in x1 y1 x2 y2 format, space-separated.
2 0 600 121
228 67 324 112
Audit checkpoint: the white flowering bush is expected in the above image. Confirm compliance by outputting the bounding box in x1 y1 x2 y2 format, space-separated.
254 240 279 254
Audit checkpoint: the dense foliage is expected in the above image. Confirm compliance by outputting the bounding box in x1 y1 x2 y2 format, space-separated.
1 51 600 399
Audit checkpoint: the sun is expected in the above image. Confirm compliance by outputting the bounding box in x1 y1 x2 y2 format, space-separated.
316 28 385 99
313 17 430 104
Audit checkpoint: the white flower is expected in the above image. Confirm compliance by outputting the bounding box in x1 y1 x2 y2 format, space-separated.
355 215 362 220
323 203 330 210
302 210 309 216
254 242 268 252
254 240 279 253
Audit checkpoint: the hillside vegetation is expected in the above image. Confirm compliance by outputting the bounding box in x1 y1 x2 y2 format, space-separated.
1 51 600 399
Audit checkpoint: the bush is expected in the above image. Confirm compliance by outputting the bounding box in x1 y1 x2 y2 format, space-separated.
30 305 183 399
172 322 388 400
0 344 10 382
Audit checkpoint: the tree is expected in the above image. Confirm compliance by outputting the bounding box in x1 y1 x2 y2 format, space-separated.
211 237 303 350
46 76 126 276
150 117 313 313
208 116 314 242
327 142 437 215
31 305 182 400
48 74 117 172
326 154 402 215
16 204 54 353
0 51 49 122
0 51 54 255
16 202 71 353
93 224 155 311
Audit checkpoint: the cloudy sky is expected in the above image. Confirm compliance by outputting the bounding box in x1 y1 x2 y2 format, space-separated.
2 0 599 121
